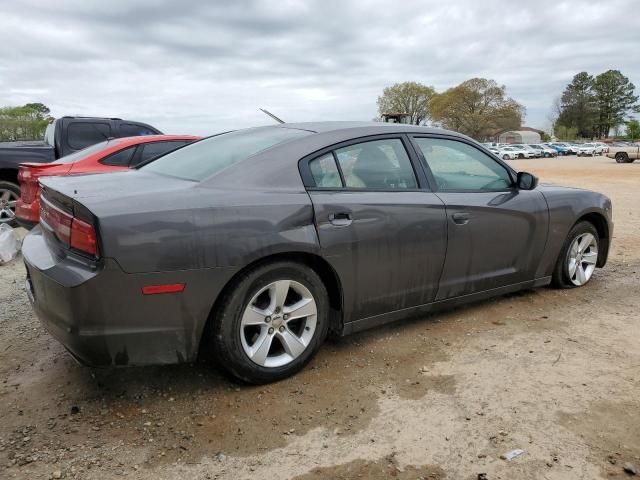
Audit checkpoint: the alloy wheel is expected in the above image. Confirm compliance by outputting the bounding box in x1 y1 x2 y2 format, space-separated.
240 280 318 368
567 233 598 286
0 188 18 224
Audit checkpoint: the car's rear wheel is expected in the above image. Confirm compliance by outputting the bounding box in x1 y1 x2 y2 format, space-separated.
552 221 599 288
209 261 330 384
0 181 20 228
615 152 631 163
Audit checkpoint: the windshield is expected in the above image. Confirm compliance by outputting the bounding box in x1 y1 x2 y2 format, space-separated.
143 127 312 181
53 140 112 164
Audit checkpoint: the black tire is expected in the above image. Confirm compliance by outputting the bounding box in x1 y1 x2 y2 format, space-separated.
518 153 524 159
208 261 330 384
551 221 599 289
0 181 20 228
502 154 510 160
615 152 631 163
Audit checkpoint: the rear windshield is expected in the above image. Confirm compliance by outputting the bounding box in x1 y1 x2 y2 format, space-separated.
53 140 112 164
142 127 311 181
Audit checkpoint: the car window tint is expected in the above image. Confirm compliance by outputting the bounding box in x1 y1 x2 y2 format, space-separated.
414 137 512 191
334 139 417 189
53 140 112 165
309 153 342 188
100 146 137 166
134 141 190 166
143 127 311 181
121 123 157 137
67 122 111 150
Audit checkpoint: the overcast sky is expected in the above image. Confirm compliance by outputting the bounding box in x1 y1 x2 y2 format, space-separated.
1 0 639 135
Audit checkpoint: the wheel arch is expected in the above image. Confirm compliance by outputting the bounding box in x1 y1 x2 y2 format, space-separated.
0 168 19 186
198 251 344 358
575 211 610 268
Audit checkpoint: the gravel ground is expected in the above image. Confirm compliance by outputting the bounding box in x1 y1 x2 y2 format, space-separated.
0 155 638 480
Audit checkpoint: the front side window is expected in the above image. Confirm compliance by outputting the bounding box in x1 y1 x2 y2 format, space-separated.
120 123 157 137
67 122 111 150
334 139 417 189
143 127 311 181
414 137 513 191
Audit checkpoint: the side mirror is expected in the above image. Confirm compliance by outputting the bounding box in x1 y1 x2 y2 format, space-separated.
517 171 538 190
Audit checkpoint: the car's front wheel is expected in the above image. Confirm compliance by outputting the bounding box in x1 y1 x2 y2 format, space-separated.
552 221 599 288
209 261 330 384
502 154 510 160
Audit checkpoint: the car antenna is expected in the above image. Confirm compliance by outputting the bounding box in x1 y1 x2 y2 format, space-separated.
259 108 285 124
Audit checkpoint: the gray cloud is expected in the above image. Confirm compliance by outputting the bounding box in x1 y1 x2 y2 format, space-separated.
1 0 639 135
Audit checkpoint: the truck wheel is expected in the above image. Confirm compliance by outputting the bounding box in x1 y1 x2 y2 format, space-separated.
0 181 20 227
615 152 630 163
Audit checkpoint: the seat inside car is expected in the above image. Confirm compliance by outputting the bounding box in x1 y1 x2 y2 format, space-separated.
350 144 397 188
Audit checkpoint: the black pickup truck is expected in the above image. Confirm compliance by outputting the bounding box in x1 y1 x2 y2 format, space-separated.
0 116 161 225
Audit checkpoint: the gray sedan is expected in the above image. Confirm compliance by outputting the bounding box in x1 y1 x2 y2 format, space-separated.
23 122 612 383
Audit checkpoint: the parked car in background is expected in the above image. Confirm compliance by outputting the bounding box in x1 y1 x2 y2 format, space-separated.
519 144 542 158
489 147 517 160
0 116 163 226
576 143 597 156
22 122 612 383
15 135 199 228
548 143 573 155
501 145 535 159
529 144 557 157
607 143 640 163
594 142 609 154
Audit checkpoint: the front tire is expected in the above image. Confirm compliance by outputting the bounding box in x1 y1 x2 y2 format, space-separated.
502 154 510 160
552 221 599 288
208 261 330 384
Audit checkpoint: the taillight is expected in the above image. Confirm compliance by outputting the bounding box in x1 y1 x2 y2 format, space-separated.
40 196 98 257
18 167 42 203
70 217 97 256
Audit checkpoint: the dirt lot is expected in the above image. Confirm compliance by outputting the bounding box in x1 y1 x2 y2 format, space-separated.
1 155 639 480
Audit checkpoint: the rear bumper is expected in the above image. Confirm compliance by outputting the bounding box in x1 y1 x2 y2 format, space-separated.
23 227 235 366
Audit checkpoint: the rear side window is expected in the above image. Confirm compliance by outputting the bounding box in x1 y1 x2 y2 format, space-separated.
143 127 311 181
335 139 417 189
133 141 190 166
309 154 342 188
67 122 111 150
100 146 137 166
120 123 157 137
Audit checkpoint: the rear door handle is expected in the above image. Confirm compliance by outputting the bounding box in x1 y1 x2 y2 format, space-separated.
452 212 470 225
328 212 352 227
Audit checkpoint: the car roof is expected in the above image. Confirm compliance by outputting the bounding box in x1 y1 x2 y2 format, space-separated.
112 135 201 146
275 121 461 136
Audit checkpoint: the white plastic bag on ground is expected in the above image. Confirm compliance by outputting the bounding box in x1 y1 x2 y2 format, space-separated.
0 224 19 265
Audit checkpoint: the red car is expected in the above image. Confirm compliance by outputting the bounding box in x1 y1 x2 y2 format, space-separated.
16 135 199 228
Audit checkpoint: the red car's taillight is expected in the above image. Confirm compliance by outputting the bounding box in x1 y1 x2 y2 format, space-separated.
17 167 41 203
40 197 98 257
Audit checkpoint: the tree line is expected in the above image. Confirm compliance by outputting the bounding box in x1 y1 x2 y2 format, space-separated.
377 79 524 141
0 103 53 141
553 70 639 139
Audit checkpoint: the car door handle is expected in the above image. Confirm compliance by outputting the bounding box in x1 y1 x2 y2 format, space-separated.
452 212 470 225
328 212 352 227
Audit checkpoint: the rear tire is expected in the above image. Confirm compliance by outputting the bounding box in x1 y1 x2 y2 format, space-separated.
615 152 629 163
208 261 330 384
552 221 599 289
0 181 20 228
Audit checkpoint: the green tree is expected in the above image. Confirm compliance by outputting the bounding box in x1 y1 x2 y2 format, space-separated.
377 81 436 125
593 70 639 138
0 103 53 141
554 124 578 140
429 78 524 140
556 72 597 138
626 119 640 141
